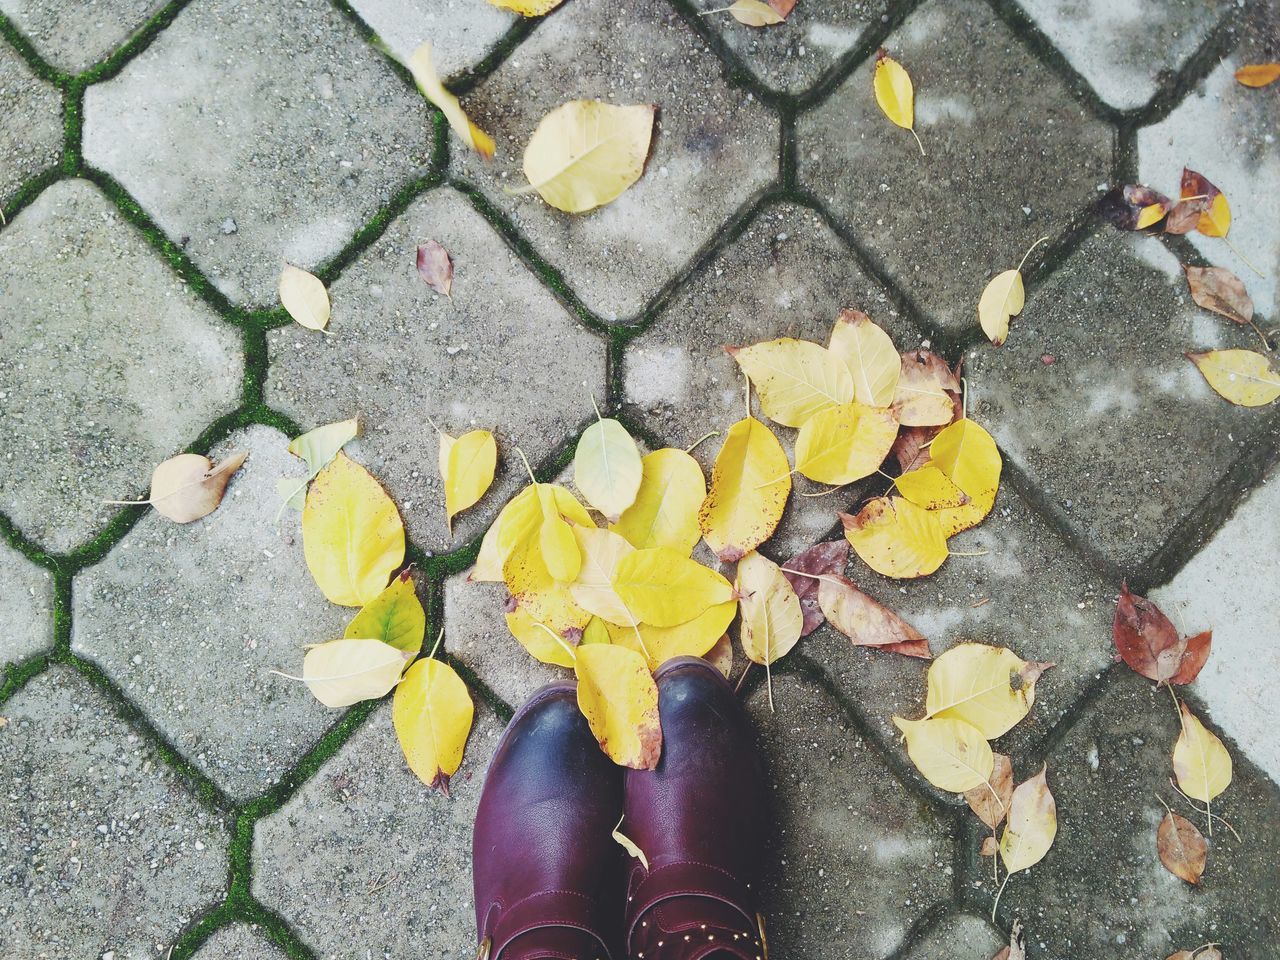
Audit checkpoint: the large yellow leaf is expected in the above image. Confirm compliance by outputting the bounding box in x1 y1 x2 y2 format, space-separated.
297 637 413 708
522 100 655 213
873 52 924 155
393 656 474 793
612 547 736 628
999 765 1057 874
407 42 494 158
841 496 948 579
575 644 662 769
569 527 637 626
537 484 581 583
925 643 1053 739
828 310 900 407
894 464 968 510
279 264 329 331
439 429 497 533
303 452 405 606
574 418 643 522
735 552 803 666
700 417 791 562
610 448 706 554
978 269 1023 347
500 484 596 626
344 572 425 653
604 601 735 671
928 419 1002 537
794 402 899 485
506 603 578 667
487 0 564 15
1172 703 1232 804
1187 349 1280 407
727 338 853 427
892 716 993 792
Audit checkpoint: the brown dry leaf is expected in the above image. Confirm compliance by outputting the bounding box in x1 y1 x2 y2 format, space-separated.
767 0 797 15
416 240 453 296
1167 169 1231 238
995 920 1025 960
1183 265 1253 324
980 835 998 857
965 753 1014 829
1235 62 1280 87
1171 630 1213 685
1165 952 1196 960
894 349 960 427
1157 809 1207 885
144 451 248 523
781 540 849 637
818 574 927 651
705 633 734 678
891 425 942 474
1099 183 1173 231
1113 583 1185 683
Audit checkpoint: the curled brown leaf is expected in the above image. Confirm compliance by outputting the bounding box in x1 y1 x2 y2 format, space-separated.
817 574 927 651
1099 183 1172 231
781 540 849 637
965 752 1014 829
1184 265 1253 324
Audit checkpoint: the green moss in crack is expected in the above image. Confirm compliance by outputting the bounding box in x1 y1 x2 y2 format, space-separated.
0 11 65 85
77 0 193 86
0 652 52 707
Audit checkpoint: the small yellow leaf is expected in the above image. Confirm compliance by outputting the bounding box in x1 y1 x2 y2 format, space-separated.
794 402 899 485
575 644 662 769
735 552 803 667
928 419 1002 537
612 547 736 628
724 0 785 26
978 269 1024 346
727 338 853 427
487 0 564 15
303 452 405 606
999 765 1057 874
298 637 412 708
537 484 582 583
841 496 948 579
569 527 638 626
522 100 655 213
500 484 596 627
344 572 425 653
439 429 497 533
279 264 330 331
393 656 474 793
873 52 924 155
892 716 993 792
700 417 791 563
1172 702 1232 804
610 448 706 554
828 310 901 407
894 464 969 510
407 42 494 158
1198 192 1232 238
574 418 643 522
147 451 247 523
1187 350 1280 407
925 643 1053 739
581 617 611 646
505 604 578 667
604 601 736 671
1235 62 1280 88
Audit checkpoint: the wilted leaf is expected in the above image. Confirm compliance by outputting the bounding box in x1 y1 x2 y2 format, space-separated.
892 716 993 792
302 452 405 606
393 655 473 793
574 417 643 522
873 50 924 155
999 765 1057 874
1173 702 1232 804
828 309 901 407
1188 349 1280 406
894 464 969 510
144 451 247 523
408 42 494 158
279 417 359 512
1235 62 1280 87
1168 169 1231 238
613 546 736 628
928 418 1002 537
610 448 706 554
487 0 564 16
604 601 735 671
439 429 497 533
1113 583 1184 683
1157 810 1207 885
818 574 927 651
926 643 1053 739
522 100 655 213
569 527 637 626
794 402 899 485
612 816 650 870
736 552 804 666
1099 183 1173 231
279 263 330 331
297 637 412 708
841 496 948 579
700 417 791 562
966 753 1014 829
1184 265 1253 324
894 350 960 426
416 240 453 296
575 644 662 769
727 338 853 427
781 539 849 636
345 571 425 653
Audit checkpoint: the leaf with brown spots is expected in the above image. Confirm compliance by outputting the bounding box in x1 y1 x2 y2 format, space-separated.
965 753 1014 829
818 574 928 651
1184 265 1253 324
893 349 961 427
781 540 849 637
1157 809 1207 885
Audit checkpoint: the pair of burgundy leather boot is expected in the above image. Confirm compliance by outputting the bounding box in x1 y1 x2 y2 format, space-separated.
473 657 769 960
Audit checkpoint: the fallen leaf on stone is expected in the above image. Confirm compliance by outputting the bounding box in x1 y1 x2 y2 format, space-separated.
1172 631 1213 685
604 601 735 671
535 484 582 583
926 643 1053 739
781 539 849 636
894 464 969 510
278 417 359 513
345 570 425 653
408 41 494 159
894 349 960 426
292 637 413 708
705 632 734 678
393 653 474 793
841 496 948 579
727 338 853 427
794 402 899 485
701 0 785 26
1183 265 1253 324
966 752 1014 829
1173 702 1232 805
892 715 993 792
1168 169 1231 238
999 764 1057 875
927 418 1002 537
977 237 1047 346
736 551 804 669
499 483 595 628
828 309 900 408
487 0 564 16
891 425 943 474
818 574 927 651
1188 349 1280 406
134 451 247 523
1098 183 1173 231
613 546 736 627
766 0 797 16
574 416 643 522
873 49 924 155
439 428 497 533
610 448 706 554
303 452 406 606
1157 809 1207 884
981 836 998 858
612 816 650 869
506 602 578 667
575 644 662 769
1235 62 1280 87
520 100 655 213
416 240 453 296
279 263 330 331
992 919 1025 960
569 527 638 626
1113 583 1188 683
700 416 791 562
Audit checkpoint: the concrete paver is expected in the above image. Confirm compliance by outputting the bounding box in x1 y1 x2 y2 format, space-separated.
0 43 61 204
0 539 53 669
0 0 161 74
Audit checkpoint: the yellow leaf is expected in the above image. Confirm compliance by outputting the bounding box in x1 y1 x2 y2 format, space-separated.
610 448 706 554
146 451 247 523
873 52 924 155
794 402 899 485
925 643 1053 739
1198 192 1232 238
828 309 900 407
393 656 474 793
735 552 803 666
612 546 736 628
893 351 958 427
279 263 330 331
999 765 1057 874
407 42 494 159
1187 349 1280 407
439 429 497 533
569 527 638 626
727 338 853 427
604 601 736 671
303 452 405 606
700 417 791 563
279 417 359 512
487 0 564 16
297 637 412 708
522 100 655 213
500 484 596 626
470 515 507 583
892 716 993 792
978 269 1023 346
928 419 1002 537
723 0 785 26
582 616 611 646
344 573 425 653
505 604 578 667
537 484 582 583
1235 62 1280 88
841 496 948 579
574 418 643 522
894 464 969 510
1173 703 1232 804
575 644 662 769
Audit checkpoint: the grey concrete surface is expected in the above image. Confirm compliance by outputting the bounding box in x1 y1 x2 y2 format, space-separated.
0 538 53 668
0 0 161 74
0 42 60 203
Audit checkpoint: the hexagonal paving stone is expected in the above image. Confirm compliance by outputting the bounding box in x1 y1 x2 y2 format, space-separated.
747 673 953 957
797 0 1113 330
0 538 53 668
900 910 1003 959
82 0 432 307
0 0 161 74
0 43 61 204
1020 0 1233 111
623 200 927 561
988 672 1280 957
0 666 229 957
966 229 1271 576
190 922 287 960
1154 468 1280 783
0 178 242 554
347 0 516 75
800 485 1114 796
266 187 606 554
1138 3 1280 321
73 426 351 802
453 0 779 322
253 699 504 957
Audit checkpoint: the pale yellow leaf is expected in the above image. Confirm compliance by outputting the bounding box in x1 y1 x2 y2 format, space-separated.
279 417 359 512
298 637 412 708
735 551 803 666
726 0 785 26
978 270 1024 346
569 527 638 626
700 417 791 562
610 448 706 554
393 656 474 792
440 429 497 533
999 765 1057 874
727 338 853 427
894 464 969 510
1173 702 1232 804
279 264 330 331
828 309 900 407
407 42 494 158
925 643 1052 739
147 451 247 523
604 601 736 671
612 546 736 628
537 484 582 583
505 603 578 667
841 496 948 579
892 716 993 792
522 100 655 213
487 0 564 16
344 572 425 653
1187 349 1280 407
574 418 643 522
794 402 899 485
575 644 662 769
470 514 507 583
928 419 1002 537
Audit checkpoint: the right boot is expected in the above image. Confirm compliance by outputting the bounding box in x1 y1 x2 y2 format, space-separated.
473 681 625 960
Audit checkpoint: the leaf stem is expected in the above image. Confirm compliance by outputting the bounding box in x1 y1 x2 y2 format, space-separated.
991 872 1010 923
685 430 720 454
753 469 796 490
1016 235 1052 274
514 446 538 486
427 627 445 660
1221 234 1265 278
910 127 925 157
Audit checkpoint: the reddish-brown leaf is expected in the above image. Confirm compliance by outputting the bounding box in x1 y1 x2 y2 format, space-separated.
1236 62 1280 87
1167 169 1228 238
781 540 849 637
891 425 940 474
817 574 927 650
1157 810 1207 885
1099 183 1173 231
1184 265 1253 324
1114 583 1185 683
965 752 1014 829
882 637 932 659
1171 630 1212 685
766 0 798 17
416 240 453 296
